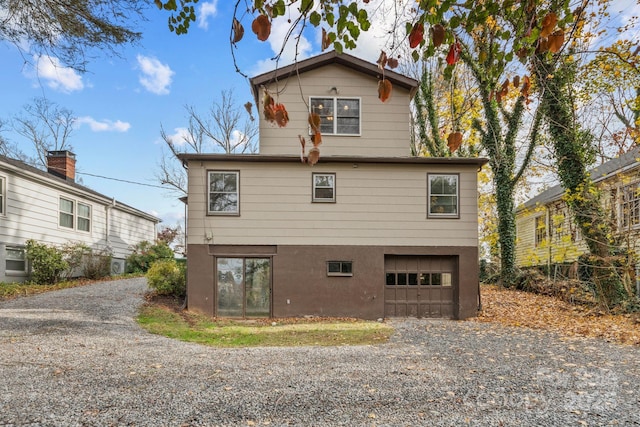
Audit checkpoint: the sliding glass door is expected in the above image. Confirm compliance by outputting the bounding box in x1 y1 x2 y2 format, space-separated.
216 257 270 317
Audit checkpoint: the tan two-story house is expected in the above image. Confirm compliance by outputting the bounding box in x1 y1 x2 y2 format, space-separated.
179 52 487 320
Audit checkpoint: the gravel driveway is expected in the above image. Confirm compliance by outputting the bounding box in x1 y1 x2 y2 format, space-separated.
1 277 639 427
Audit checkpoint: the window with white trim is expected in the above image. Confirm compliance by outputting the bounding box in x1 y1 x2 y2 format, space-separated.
310 97 360 135
59 197 74 228
312 173 336 202
0 176 5 215
428 174 459 218
59 198 91 231
6 246 27 274
208 171 239 215
77 202 91 232
535 215 547 247
620 182 640 229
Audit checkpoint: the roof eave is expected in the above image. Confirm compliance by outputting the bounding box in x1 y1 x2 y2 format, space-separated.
177 153 488 167
250 51 419 104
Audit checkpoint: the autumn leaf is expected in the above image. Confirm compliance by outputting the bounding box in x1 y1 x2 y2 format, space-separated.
378 79 392 102
298 135 306 163
500 79 510 98
387 57 399 69
308 112 321 133
473 284 640 346
263 90 275 121
431 24 445 48
321 28 331 51
548 29 565 53
447 131 463 153
263 90 288 127
244 101 254 121
513 75 520 88
521 75 531 100
252 14 271 42
308 147 320 166
232 17 244 43
446 41 461 65
409 22 424 49
273 103 289 127
311 130 322 147
516 47 528 60
540 12 558 38
536 37 549 54
376 51 387 69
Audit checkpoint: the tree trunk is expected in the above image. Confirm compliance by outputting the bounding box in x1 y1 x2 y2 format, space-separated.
494 164 518 286
534 56 625 306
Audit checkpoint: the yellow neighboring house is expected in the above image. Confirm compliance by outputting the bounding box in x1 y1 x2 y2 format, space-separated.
515 146 640 271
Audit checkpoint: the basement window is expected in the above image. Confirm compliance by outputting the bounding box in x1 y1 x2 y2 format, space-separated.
327 261 353 277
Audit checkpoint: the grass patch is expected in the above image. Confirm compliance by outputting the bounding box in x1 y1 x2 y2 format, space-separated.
0 274 142 301
137 302 393 348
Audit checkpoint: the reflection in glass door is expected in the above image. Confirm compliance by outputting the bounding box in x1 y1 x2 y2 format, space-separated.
216 257 271 317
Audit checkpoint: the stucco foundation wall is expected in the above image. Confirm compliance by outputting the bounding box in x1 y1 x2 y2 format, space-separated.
187 244 479 320
185 244 214 315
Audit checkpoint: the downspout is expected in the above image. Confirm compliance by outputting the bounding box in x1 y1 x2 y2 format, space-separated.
105 198 116 252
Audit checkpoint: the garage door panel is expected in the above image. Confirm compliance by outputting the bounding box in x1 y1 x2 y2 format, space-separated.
385 255 457 319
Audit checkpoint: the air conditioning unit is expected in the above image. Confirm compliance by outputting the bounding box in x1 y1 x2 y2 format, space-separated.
111 259 125 275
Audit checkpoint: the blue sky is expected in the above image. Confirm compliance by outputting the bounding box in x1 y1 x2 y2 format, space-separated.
0 1 636 230
0 1 389 229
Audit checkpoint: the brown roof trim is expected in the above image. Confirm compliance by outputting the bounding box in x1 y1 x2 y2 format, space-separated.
178 153 488 167
250 51 419 103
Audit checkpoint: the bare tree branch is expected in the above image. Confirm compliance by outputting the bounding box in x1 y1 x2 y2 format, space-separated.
12 97 75 168
156 89 258 196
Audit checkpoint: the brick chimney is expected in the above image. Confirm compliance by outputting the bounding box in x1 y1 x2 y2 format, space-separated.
46 150 76 182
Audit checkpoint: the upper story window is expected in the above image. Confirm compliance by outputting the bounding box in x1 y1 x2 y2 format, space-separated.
310 97 360 135
59 197 92 232
0 176 5 215
620 182 640 229
208 171 239 215
428 174 459 218
535 215 547 247
312 173 336 203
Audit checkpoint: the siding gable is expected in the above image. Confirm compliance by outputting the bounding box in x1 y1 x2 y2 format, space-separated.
252 54 418 158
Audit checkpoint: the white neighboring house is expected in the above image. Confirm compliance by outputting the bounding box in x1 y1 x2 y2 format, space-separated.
0 150 160 283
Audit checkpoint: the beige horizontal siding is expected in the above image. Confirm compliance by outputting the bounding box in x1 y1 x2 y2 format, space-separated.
258 64 413 157
187 161 480 247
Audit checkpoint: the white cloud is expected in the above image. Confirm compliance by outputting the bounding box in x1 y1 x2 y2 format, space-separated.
251 12 315 75
136 55 174 95
76 116 131 132
164 127 193 146
30 55 84 93
198 0 219 30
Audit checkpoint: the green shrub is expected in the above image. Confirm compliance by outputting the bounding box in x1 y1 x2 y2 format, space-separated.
146 259 186 297
59 243 113 280
83 249 113 280
25 240 68 285
125 241 174 273
60 242 91 279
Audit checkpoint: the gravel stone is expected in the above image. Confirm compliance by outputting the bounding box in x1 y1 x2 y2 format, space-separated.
1 277 639 426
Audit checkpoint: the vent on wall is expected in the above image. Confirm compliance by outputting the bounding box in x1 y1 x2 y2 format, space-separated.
111 259 125 275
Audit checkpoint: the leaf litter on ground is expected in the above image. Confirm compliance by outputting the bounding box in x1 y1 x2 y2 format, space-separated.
472 284 640 346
